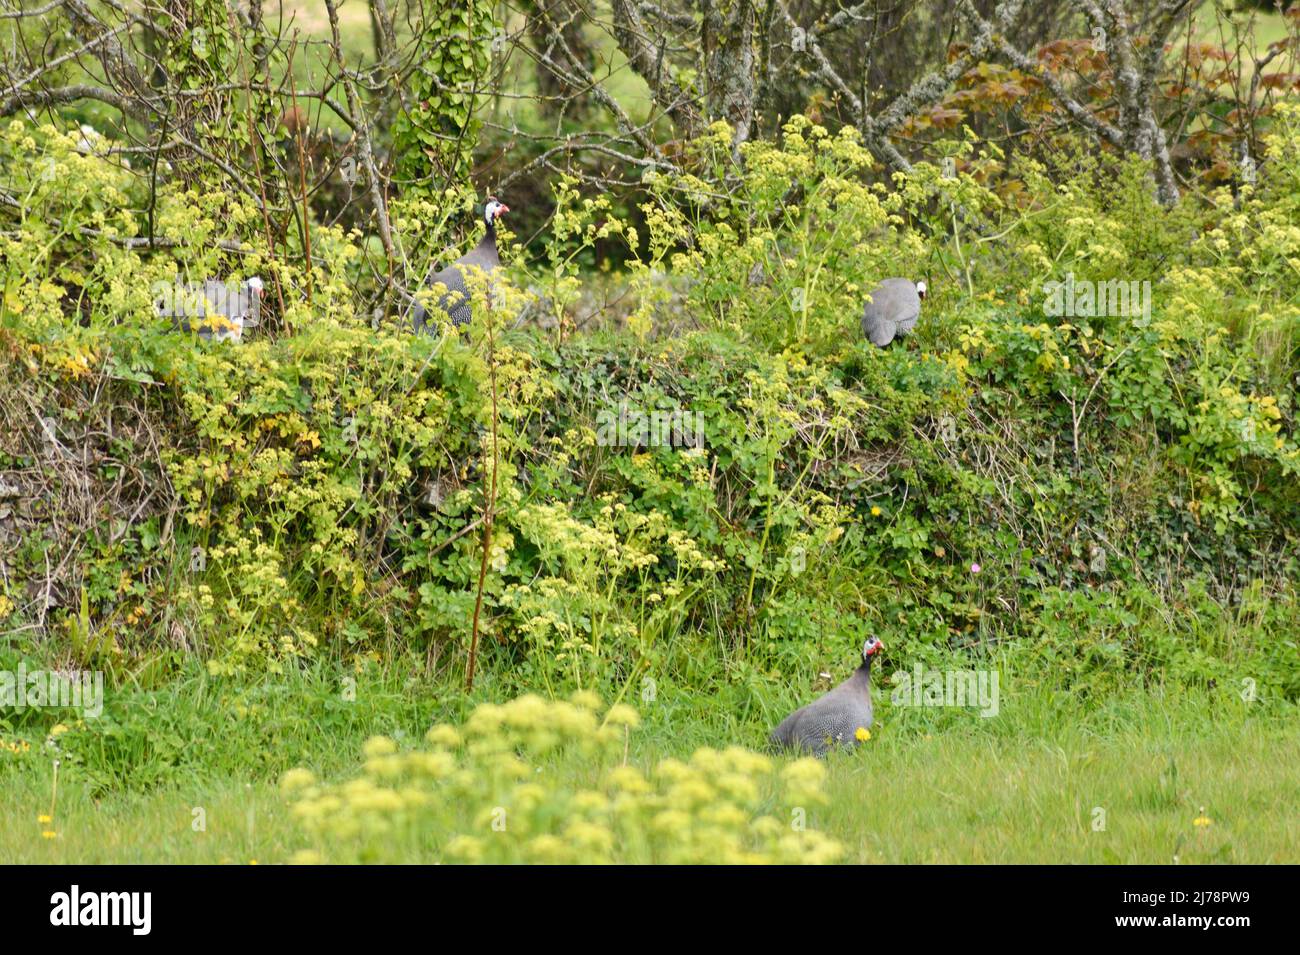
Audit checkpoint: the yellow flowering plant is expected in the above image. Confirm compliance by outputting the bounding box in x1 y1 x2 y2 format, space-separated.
284 694 842 864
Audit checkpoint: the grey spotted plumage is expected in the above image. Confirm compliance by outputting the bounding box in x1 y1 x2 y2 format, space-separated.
770 637 882 756
412 198 507 332
172 277 263 342
862 278 925 347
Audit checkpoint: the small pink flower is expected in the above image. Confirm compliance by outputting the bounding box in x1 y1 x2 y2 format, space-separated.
970 562 981 574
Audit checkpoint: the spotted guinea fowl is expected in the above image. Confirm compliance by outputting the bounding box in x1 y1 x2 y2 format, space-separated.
411 197 508 332
171 277 263 342
770 636 882 756
862 278 925 347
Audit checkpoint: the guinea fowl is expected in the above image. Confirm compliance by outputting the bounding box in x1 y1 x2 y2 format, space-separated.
411 197 508 332
862 278 925 347
770 636 882 756
170 277 263 342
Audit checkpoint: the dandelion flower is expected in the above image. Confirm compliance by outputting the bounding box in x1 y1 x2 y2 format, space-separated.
37 814 52 824
41 830 57 839
870 506 882 517
1193 807 1213 828
854 727 871 742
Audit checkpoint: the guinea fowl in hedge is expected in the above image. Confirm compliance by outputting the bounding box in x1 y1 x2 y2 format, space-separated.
862 278 925 347
411 198 508 332
170 277 263 342
770 636 882 756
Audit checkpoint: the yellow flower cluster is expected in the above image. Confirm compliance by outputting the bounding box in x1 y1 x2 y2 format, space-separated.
285 694 841 864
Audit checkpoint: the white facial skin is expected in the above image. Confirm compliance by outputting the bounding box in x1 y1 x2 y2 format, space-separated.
916 280 927 299
246 276 264 295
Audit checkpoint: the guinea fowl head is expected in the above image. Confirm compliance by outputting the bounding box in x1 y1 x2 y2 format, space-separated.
860 636 884 667
243 277 264 329
915 280 927 300
484 197 509 226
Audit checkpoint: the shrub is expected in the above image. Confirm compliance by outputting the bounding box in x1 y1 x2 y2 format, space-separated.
2 113 1297 706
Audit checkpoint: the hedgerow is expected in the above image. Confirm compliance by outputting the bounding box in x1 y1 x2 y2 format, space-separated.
1 114 1298 707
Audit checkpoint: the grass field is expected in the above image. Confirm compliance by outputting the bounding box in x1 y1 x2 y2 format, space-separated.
2 661 1295 863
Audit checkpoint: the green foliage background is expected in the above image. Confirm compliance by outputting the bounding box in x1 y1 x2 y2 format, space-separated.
2 110 1297 709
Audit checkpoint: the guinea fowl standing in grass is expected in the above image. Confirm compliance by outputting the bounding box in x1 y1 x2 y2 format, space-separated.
862 278 925 347
770 637 883 756
411 198 508 332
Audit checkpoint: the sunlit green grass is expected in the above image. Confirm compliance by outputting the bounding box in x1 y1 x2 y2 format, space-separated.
822 712 1299 863
2 661 1295 863
276 1 657 137
1194 3 1293 52
0 776 293 864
